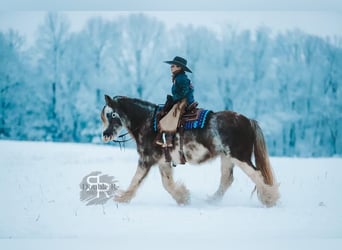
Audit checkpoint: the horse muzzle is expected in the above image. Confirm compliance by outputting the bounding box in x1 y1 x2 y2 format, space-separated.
102 131 116 143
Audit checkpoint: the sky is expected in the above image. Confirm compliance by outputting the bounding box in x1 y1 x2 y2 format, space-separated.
0 11 341 48
1 0 342 46
1 0 342 11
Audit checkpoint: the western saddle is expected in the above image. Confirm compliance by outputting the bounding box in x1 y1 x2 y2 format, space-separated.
155 99 200 164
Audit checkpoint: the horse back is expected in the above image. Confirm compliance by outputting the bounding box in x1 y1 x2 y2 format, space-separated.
212 111 255 160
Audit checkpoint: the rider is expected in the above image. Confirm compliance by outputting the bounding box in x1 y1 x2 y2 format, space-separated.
156 56 195 148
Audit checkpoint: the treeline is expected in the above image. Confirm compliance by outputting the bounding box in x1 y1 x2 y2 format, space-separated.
1 12 341 156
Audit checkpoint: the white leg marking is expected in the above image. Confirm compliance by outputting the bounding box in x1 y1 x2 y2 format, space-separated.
115 166 150 203
232 158 279 207
159 162 190 205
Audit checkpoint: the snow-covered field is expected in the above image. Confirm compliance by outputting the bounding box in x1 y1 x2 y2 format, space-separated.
0 140 341 249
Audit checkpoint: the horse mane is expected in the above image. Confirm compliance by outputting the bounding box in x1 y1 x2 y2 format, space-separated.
112 96 157 127
113 96 157 110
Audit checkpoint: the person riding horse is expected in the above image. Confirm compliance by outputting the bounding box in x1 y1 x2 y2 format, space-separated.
155 56 196 148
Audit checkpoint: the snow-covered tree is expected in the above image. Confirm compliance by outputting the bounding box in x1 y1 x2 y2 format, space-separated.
1 12 341 156
114 14 167 100
0 30 26 138
35 12 70 140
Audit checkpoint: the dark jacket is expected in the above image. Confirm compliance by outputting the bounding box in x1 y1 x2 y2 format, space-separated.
171 72 194 105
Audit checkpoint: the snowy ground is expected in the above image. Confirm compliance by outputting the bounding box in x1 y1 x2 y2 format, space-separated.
0 140 341 249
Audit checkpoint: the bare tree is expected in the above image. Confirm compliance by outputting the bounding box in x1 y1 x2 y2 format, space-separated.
114 14 166 99
36 12 70 139
0 30 25 138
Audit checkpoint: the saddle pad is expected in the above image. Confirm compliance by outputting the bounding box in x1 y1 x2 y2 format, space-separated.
182 109 211 129
153 105 211 132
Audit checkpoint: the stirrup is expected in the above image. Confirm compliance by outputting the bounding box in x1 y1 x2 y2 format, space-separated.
155 133 173 148
162 133 173 148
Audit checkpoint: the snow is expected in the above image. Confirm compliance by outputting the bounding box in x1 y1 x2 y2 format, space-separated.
0 140 341 249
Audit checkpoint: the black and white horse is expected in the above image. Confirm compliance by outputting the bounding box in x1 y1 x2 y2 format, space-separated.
101 95 279 207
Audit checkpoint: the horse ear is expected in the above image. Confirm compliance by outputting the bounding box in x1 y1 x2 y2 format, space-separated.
104 95 112 105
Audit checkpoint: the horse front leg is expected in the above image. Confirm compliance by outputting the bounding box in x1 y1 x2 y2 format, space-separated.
158 162 190 205
115 159 151 203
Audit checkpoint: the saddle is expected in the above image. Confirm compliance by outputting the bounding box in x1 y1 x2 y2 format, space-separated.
180 102 206 129
156 101 210 133
182 102 199 120
154 101 211 165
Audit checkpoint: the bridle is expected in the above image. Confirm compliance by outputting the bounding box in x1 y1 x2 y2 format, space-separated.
111 125 142 149
103 104 155 149
112 131 134 149
111 126 141 149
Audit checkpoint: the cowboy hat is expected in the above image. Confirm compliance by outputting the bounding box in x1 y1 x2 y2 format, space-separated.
164 56 192 73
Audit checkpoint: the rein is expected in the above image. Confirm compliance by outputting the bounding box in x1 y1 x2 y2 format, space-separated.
113 132 133 143
112 132 133 150
112 130 134 150
112 125 141 149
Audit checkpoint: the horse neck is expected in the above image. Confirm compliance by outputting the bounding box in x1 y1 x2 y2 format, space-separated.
117 97 156 133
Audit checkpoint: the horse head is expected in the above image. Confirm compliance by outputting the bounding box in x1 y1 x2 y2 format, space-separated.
101 95 124 142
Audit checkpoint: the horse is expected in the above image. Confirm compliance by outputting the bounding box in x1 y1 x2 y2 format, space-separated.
101 95 280 207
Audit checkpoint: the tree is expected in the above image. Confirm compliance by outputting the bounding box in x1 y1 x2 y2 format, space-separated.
0 30 26 139
174 25 221 110
113 14 167 100
35 12 70 140
1 12 341 156
219 27 255 113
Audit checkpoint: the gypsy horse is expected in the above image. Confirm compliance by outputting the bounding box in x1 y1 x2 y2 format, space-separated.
101 95 280 207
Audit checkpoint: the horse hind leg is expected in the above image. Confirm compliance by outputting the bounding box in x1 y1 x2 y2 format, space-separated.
231 158 279 207
208 155 234 203
159 162 190 205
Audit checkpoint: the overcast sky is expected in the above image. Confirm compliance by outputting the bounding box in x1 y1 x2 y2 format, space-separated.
1 1 342 47
1 0 342 11
1 11 341 47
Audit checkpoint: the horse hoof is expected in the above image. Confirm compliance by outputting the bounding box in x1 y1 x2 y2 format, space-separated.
172 183 191 205
114 190 132 203
257 183 280 208
206 194 222 204
114 195 131 203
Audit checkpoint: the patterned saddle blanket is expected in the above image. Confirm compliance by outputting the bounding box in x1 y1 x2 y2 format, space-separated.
153 105 212 132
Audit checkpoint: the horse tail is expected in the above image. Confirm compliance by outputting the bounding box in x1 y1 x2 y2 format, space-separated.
250 120 274 186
